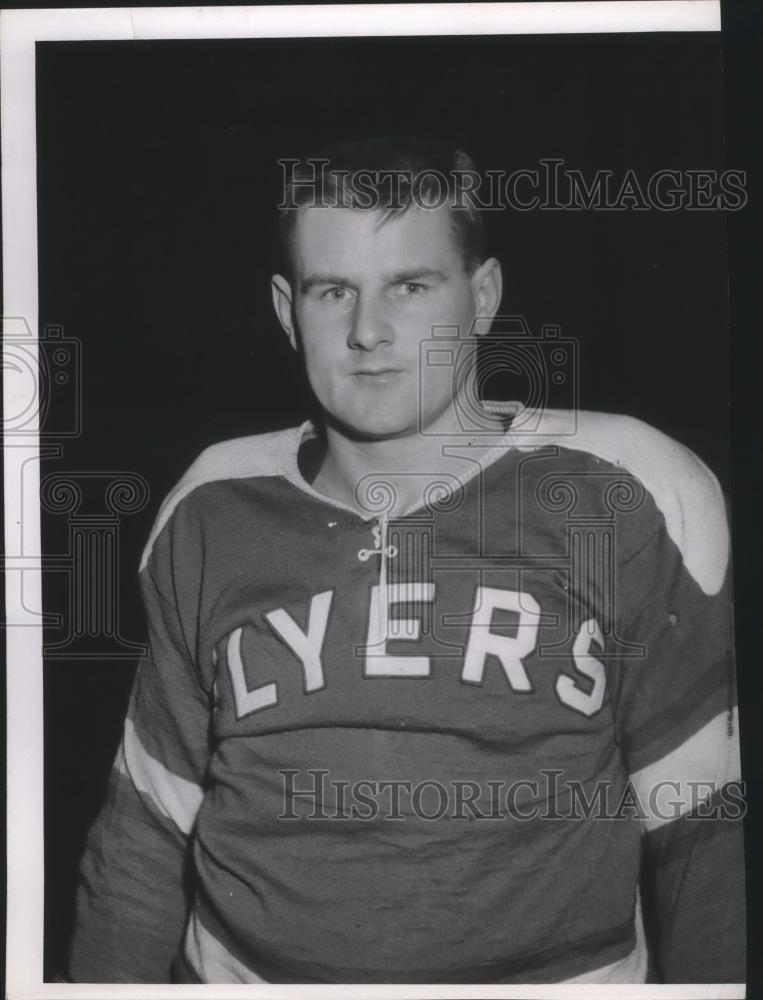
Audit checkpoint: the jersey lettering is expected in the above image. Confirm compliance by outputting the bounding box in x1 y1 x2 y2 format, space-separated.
555 618 606 716
224 588 608 718
364 583 435 677
264 590 332 693
461 587 541 691
227 626 278 716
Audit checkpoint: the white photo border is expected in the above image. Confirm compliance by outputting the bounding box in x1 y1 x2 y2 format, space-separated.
2 4 736 1000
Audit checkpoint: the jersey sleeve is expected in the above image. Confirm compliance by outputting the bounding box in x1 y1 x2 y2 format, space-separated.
68 499 212 983
610 462 745 983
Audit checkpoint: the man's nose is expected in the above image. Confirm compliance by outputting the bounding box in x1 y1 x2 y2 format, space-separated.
347 294 394 350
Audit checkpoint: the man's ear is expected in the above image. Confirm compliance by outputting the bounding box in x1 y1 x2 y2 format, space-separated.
271 273 298 351
469 257 503 337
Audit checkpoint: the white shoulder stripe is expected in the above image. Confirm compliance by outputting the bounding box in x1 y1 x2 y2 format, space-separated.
505 409 729 595
141 411 729 596
122 718 204 835
184 909 267 983
139 425 304 571
630 708 741 832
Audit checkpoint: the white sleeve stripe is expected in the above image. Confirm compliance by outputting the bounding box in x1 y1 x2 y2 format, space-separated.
561 890 647 983
114 742 128 777
122 718 204 835
184 909 267 984
630 707 741 832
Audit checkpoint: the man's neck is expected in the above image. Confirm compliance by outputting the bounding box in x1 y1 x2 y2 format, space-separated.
311 406 510 517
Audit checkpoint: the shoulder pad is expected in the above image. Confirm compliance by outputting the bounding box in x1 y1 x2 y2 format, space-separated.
506 409 729 594
140 424 304 571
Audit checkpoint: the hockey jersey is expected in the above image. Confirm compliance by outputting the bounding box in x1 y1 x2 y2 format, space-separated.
69 409 744 984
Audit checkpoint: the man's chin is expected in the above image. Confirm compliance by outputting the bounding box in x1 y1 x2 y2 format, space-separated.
325 410 418 443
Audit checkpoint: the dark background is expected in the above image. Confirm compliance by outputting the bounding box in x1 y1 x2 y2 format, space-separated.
37 32 731 979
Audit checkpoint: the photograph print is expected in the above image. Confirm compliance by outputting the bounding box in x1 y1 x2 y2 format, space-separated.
3 3 746 992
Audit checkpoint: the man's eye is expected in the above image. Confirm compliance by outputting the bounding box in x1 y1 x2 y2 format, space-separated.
322 287 349 301
398 282 426 296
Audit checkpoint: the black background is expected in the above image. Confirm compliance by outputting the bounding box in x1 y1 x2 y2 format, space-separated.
37 31 734 979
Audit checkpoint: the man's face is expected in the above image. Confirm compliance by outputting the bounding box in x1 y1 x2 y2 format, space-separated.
272 205 501 440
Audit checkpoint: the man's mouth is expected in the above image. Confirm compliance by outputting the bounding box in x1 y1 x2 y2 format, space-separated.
352 368 403 379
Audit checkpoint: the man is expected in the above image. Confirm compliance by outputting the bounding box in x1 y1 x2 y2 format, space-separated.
69 137 744 984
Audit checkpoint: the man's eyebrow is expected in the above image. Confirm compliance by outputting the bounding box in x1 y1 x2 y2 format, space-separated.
385 268 448 284
300 273 354 293
299 268 448 293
